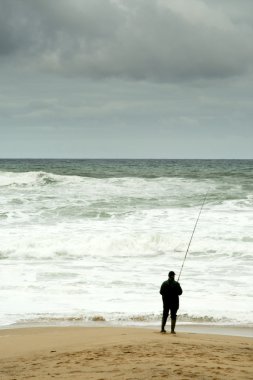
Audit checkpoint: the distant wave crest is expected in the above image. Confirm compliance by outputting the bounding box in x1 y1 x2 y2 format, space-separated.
0 171 60 187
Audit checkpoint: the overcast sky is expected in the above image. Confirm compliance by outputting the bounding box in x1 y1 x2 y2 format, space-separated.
0 0 252 158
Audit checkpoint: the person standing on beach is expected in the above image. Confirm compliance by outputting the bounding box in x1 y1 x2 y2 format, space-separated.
160 271 183 334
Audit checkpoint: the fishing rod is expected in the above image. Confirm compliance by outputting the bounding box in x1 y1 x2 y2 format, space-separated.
177 190 209 282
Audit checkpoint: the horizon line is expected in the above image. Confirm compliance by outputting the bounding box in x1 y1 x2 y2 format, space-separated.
0 157 252 160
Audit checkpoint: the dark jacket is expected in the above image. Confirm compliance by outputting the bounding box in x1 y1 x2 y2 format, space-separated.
160 279 183 309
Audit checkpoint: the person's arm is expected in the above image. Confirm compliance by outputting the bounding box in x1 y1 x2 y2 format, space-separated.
177 282 183 295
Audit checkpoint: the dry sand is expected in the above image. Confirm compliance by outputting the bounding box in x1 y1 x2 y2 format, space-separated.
0 326 252 379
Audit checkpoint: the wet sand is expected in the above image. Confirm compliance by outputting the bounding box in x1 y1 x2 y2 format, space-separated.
0 326 252 379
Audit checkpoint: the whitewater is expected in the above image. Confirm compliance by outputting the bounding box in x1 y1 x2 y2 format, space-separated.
0 159 252 329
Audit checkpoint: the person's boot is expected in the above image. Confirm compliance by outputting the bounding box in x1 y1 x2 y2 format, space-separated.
161 316 167 333
171 319 176 334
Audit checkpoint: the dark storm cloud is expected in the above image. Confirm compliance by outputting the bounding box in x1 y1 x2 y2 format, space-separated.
0 0 253 82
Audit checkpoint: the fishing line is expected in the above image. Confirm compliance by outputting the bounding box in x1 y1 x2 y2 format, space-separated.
177 190 209 282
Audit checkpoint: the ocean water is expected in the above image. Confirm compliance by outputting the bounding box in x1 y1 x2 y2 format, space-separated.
0 159 252 329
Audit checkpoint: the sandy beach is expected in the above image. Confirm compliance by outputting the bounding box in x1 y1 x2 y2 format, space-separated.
0 326 252 380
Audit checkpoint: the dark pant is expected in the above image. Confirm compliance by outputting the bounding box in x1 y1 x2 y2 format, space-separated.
163 303 178 320
162 303 178 329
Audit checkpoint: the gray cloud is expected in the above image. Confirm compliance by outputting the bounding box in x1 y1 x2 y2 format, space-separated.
0 0 252 159
1 0 253 82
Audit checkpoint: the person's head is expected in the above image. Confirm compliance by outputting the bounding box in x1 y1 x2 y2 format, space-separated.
168 271 175 279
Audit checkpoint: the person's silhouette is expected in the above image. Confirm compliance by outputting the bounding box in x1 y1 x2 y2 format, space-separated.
160 271 183 333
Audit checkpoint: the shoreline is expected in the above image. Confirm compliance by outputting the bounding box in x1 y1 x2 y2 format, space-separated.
1 321 252 338
0 326 252 379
